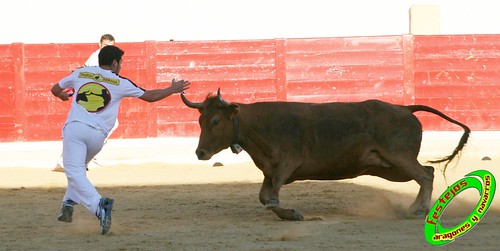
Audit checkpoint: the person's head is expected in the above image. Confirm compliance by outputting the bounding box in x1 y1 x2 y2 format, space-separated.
99 34 115 49
98 45 124 73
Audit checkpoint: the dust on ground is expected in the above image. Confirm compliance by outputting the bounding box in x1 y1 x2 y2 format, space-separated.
0 133 499 250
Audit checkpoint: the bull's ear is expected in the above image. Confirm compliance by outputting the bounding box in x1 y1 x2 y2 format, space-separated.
228 104 240 119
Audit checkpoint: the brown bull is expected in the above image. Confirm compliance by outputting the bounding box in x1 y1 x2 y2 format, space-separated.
181 89 470 221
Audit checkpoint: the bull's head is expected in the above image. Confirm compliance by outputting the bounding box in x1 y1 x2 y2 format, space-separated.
181 89 240 160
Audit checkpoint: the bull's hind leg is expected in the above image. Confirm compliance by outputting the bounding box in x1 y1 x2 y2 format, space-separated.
409 165 434 216
366 150 434 216
387 160 434 216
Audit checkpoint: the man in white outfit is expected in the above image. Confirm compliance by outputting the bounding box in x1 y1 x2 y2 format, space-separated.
50 45 190 235
54 34 117 171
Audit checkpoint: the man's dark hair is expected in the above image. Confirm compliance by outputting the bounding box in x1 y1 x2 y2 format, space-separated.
98 45 124 66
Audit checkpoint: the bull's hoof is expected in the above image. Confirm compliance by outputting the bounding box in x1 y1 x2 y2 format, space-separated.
414 208 429 217
265 199 280 209
270 207 305 221
291 209 304 221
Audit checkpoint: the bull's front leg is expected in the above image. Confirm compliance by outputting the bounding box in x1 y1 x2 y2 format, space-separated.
258 176 285 210
265 175 283 209
266 175 284 209
258 171 282 208
259 178 303 221
258 165 304 221
259 177 273 206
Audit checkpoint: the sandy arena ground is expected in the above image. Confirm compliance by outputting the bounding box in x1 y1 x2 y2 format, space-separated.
0 132 499 250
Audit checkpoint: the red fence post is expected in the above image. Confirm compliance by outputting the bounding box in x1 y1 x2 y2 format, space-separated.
402 35 415 106
145 40 158 138
12 43 26 141
274 38 287 101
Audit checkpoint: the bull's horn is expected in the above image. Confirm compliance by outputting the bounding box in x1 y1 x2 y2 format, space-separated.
216 88 229 105
217 88 222 100
180 92 203 109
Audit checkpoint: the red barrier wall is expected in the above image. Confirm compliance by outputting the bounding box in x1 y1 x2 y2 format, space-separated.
412 35 500 130
1 34 498 142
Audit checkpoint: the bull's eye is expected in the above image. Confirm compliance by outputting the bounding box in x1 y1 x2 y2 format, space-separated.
213 119 220 126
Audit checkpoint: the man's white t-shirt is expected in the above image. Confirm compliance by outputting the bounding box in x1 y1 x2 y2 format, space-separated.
57 66 145 136
84 49 100 66
84 48 120 134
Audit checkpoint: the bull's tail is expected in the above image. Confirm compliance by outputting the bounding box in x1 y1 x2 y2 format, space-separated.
406 105 471 173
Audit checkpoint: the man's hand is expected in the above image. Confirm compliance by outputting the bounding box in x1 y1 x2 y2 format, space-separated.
51 84 72 101
139 79 191 102
170 79 191 93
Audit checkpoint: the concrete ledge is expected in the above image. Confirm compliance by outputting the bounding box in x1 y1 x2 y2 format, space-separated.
0 137 251 169
0 131 498 169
